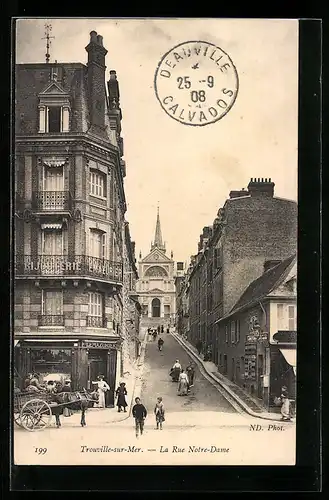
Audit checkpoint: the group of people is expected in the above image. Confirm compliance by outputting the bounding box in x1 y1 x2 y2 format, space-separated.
169 359 196 396
148 325 170 342
22 372 72 395
132 396 165 438
196 340 213 362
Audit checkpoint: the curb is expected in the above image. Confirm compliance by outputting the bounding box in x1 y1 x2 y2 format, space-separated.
171 332 291 423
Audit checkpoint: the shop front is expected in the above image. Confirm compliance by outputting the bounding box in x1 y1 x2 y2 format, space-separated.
14 337 121 407
269 330 296 407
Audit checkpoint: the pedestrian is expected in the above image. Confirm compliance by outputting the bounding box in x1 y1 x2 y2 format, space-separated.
196 340 202 355
178 370 189 396
132 397 147 438
24 373 33 390
157 325 161 334
153 330 157 341
158 337 164 351
92 375 110 409
169 359 181 382
166 327 169 334
186 362 195 387
280 386 291 421
61 379 74 416
115 382 128 412
154 396 165 430
161 325 164 334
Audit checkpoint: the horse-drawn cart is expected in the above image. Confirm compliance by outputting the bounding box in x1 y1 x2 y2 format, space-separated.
14 391 54 431
14 389 99 431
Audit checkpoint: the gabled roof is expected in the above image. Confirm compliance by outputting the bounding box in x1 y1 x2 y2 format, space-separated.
141 248 172 263
230 254 297 314
38 80 69 97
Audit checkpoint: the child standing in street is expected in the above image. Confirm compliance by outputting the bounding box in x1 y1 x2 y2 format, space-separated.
132 397 147 438
154 396 165 430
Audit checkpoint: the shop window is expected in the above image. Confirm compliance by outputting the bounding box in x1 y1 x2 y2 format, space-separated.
90 170 106 198
31 348 71 380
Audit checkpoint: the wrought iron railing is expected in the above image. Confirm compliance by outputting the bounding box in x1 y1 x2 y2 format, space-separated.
15 255 123 283
86 316 107 328
32 191 72 211
38 315 65 326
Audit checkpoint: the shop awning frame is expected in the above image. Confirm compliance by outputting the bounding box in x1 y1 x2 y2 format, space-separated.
279 348 296 374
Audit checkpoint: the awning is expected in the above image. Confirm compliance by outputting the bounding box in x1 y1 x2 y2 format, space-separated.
41 223 62 230
279 348 296 374
14 340 20 347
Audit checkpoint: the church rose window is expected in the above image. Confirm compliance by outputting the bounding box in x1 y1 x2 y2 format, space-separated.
144 266 168 277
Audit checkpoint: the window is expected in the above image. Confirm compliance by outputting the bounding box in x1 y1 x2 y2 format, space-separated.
40 290 63 325
89 229 106 259
39 106 70 133
277 304 284 329
225 324 229 343
42 230 63 255
44 166 64 192
288 305 296 330
236 319 240 343
90 170 106 198
88 292 103 317
230 321 236 343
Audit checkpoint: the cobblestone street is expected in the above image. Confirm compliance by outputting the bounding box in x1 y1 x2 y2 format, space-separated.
141 331 236 414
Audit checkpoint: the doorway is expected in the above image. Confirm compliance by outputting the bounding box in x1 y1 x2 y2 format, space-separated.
152 298 161 317
87 349 109 406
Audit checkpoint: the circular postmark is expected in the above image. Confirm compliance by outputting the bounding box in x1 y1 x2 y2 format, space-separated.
154 40 239 126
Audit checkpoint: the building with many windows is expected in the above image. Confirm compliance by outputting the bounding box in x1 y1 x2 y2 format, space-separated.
14 31 139 406
184 178 297 407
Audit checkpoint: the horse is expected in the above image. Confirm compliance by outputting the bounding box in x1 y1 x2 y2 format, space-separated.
51 390 99 428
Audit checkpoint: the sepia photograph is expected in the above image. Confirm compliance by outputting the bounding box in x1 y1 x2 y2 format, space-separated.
13 17 298 466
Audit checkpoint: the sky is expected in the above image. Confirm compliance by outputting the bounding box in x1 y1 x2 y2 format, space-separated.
15 18 298 265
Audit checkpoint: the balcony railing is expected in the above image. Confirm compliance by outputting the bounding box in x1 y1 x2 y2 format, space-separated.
15 255 123 283
38 315 65 326
86 316 107 328
32 191 72 211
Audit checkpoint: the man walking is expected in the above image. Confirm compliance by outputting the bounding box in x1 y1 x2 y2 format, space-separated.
132 397 147 438
186 361 195 387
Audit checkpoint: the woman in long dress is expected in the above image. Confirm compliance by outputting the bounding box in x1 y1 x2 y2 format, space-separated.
177 370 189 396
115 382 128 412
92 375 110 408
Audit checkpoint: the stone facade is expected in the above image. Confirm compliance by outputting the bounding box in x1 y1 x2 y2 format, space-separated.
186 179 297 372
136 209 177 329
14 31 138 406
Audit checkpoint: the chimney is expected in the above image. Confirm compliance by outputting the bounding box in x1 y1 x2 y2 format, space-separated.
229 188 248 199
85 31 108 129
202 226 212 238
264 260 282 273
247 178 275 197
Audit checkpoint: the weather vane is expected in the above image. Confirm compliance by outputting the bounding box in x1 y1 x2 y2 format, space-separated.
42 23 55 64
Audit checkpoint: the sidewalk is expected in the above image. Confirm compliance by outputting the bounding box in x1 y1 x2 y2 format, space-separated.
171 332 295 423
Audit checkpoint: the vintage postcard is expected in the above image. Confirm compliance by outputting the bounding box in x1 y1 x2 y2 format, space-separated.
13 18 298 466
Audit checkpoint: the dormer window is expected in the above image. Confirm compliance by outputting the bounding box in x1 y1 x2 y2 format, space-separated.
38 78 71 134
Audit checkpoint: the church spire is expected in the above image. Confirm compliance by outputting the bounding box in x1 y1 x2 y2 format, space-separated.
151 206 166 252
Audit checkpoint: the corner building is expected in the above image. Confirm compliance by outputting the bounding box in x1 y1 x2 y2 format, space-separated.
14 31 137 405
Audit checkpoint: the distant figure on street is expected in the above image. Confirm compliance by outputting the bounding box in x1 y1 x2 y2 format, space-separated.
132 397 147 438
115 382 128 412
152 330 157 341
92 375 110 408
166 326 169 334
186 362 195 387
157 325 161 334
161 325 164 334
158 337 164 351
178 370 189 396
154 396 165 430
196 340 202 356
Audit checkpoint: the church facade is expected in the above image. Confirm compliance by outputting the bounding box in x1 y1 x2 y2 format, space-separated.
136 209 176 326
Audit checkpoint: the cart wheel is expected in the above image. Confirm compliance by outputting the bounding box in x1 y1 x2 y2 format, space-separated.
20 399 52 432
14 412 23 428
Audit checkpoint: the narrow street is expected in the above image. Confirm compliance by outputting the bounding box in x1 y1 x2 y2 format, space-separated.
141 331 236 414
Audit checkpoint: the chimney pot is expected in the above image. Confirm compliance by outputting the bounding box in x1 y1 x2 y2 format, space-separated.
90 31 98 43
269 178 271 182
97 35 104 46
